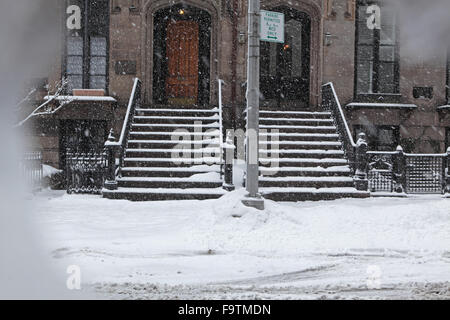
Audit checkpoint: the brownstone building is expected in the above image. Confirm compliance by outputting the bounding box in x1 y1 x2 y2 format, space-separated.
22 0 450 199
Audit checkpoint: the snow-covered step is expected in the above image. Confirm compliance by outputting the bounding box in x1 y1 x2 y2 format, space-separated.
117 174 222 189
103 187 226 201
125 148 221 159
129 131 220 141
259 157 348 168
131 123 220 132
262 149 344 153
118 174 221 183
121 165 220 178
260 132 339 137
259 149 344 157
130 130 220 136
260 166 351 177
260 140 341 146
133 115 219 124
128 139 220 144
259 125 337 134
136 108 218 113
259 117 334 126
122 165 220 172
260 187 370 201
124 157 222 167
135 115 218 119
260 141 342 150
259 176 354 188
259 110 332 119
259 132 340 142
128 139 220 149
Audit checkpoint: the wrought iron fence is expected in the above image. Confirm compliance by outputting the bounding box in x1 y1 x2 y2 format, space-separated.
21 151 43 191
405 155 445 194
66 150 107 194
367 149 449 195
367 152 395 193
323 82 450 196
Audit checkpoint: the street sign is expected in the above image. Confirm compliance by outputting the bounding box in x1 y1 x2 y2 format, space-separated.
260 10 284 43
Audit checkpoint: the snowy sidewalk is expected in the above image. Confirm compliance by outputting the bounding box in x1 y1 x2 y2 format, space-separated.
30 189 450 299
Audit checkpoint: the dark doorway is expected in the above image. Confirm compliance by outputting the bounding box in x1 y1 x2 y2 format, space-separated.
153 5 211 106
260 7 311 109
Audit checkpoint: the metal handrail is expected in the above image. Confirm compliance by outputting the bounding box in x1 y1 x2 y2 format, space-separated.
217 79 224 150
217 79 225 178
322 82 358 171
105 77 141 172
322 82 356 147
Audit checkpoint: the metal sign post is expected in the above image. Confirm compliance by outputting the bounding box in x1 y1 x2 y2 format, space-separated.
242 0 265 210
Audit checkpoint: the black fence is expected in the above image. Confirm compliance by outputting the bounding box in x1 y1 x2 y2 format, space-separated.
21 151 43 191
66 150 107 194
323 82 450 196
368 149 449 194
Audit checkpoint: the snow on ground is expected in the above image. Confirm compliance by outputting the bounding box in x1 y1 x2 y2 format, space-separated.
29 189 450 299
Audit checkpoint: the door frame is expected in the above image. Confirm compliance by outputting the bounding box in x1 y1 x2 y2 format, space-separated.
260 6 311 108
261 0 322 109
143 1 219 106
153 5 210 105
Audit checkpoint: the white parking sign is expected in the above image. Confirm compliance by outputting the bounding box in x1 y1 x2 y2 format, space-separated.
260 10 285 43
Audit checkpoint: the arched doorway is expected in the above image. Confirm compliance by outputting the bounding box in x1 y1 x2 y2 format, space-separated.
260 6 311 109
152 4 211 106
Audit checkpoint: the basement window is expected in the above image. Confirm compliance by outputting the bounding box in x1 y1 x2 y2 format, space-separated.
65 0 109 93
413 87 433 99
354 125 399 151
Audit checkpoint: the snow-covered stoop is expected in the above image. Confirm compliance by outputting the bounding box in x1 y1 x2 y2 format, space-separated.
102 105 226 201
103 105 369 201
257 108 369 201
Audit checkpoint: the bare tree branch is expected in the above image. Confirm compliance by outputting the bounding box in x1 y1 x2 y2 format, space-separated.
15 77 70 127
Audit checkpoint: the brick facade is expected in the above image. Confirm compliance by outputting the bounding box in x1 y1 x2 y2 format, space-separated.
32 0 450 169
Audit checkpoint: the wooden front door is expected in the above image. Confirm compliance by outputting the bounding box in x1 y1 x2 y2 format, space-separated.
166 20 199 105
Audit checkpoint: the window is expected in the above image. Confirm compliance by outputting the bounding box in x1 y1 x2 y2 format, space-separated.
354 125 399 151
355 0 399 95
65 0 109 92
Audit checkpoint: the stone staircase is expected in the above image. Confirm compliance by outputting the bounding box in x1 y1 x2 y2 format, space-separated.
102 105 226 201
102 102 370 202
257 108 370 201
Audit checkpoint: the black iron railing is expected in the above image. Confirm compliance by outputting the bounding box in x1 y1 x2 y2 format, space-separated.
367 148 449 194
323 82 450 195
322 83 356 168
104 78 142 190
21 151 43 191
66 150 107 194
322 82 369 191
367 148 405 193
